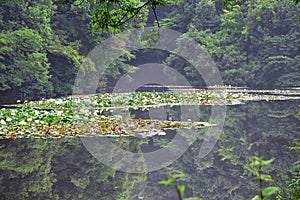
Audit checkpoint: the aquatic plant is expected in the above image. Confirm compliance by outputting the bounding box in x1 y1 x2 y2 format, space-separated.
0 91 298 139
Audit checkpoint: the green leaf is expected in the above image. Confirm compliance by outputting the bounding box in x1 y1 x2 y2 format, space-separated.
244 165 259 177
178 185 185 198
262 187 278 197
251 195 260 200
252 159 261 166
261 158 275 166
260 174 273 182
158 179 172 185
176 173 186 179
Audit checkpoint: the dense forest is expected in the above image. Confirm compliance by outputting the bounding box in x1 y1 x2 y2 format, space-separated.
0 0 299 102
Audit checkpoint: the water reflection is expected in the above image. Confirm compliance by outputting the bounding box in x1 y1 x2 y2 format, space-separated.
0 100 299 199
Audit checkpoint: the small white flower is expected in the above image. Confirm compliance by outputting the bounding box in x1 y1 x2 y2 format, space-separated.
233 94 239 98
19 121 27 125
27 118 32 122
56 111 63 116
43 110 49 115
6 117 12 122
55 99 63 105
34 110 40 115
16 100 21 103
1 119 6 125
11 111 16 116
34 120 40 124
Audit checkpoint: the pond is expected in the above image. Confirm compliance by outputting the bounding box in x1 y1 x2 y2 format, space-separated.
0 92 299 199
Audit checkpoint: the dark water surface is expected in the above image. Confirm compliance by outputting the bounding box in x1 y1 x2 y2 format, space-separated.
0 99 299 200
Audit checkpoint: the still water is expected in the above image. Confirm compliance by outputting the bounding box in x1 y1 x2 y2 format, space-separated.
0 99 299 199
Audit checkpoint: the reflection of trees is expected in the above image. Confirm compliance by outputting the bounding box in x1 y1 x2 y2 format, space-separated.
0 138 147 199
0 139 57 199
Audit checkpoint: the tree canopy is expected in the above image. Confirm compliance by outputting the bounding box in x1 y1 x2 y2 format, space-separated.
62 0 179 31
61 0 300 31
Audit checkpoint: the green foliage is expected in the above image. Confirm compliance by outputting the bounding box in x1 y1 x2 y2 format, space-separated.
62 0 299 32
263 187 279 197
245 156 278 200
159 173 203 200
0 0 81 99
63 0 179 31
224 0 300 7
294 0 300 5
289 139 300 153
0 28 51 98
0 0 143 100
2 0 299 101
183 0 300 88
276 139 300 200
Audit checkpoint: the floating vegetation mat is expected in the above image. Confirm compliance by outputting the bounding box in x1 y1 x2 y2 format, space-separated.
0 91 299 139
0 116 211 139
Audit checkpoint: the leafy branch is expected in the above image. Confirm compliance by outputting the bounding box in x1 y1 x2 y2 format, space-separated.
61 0 179 31
244 156 278 200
